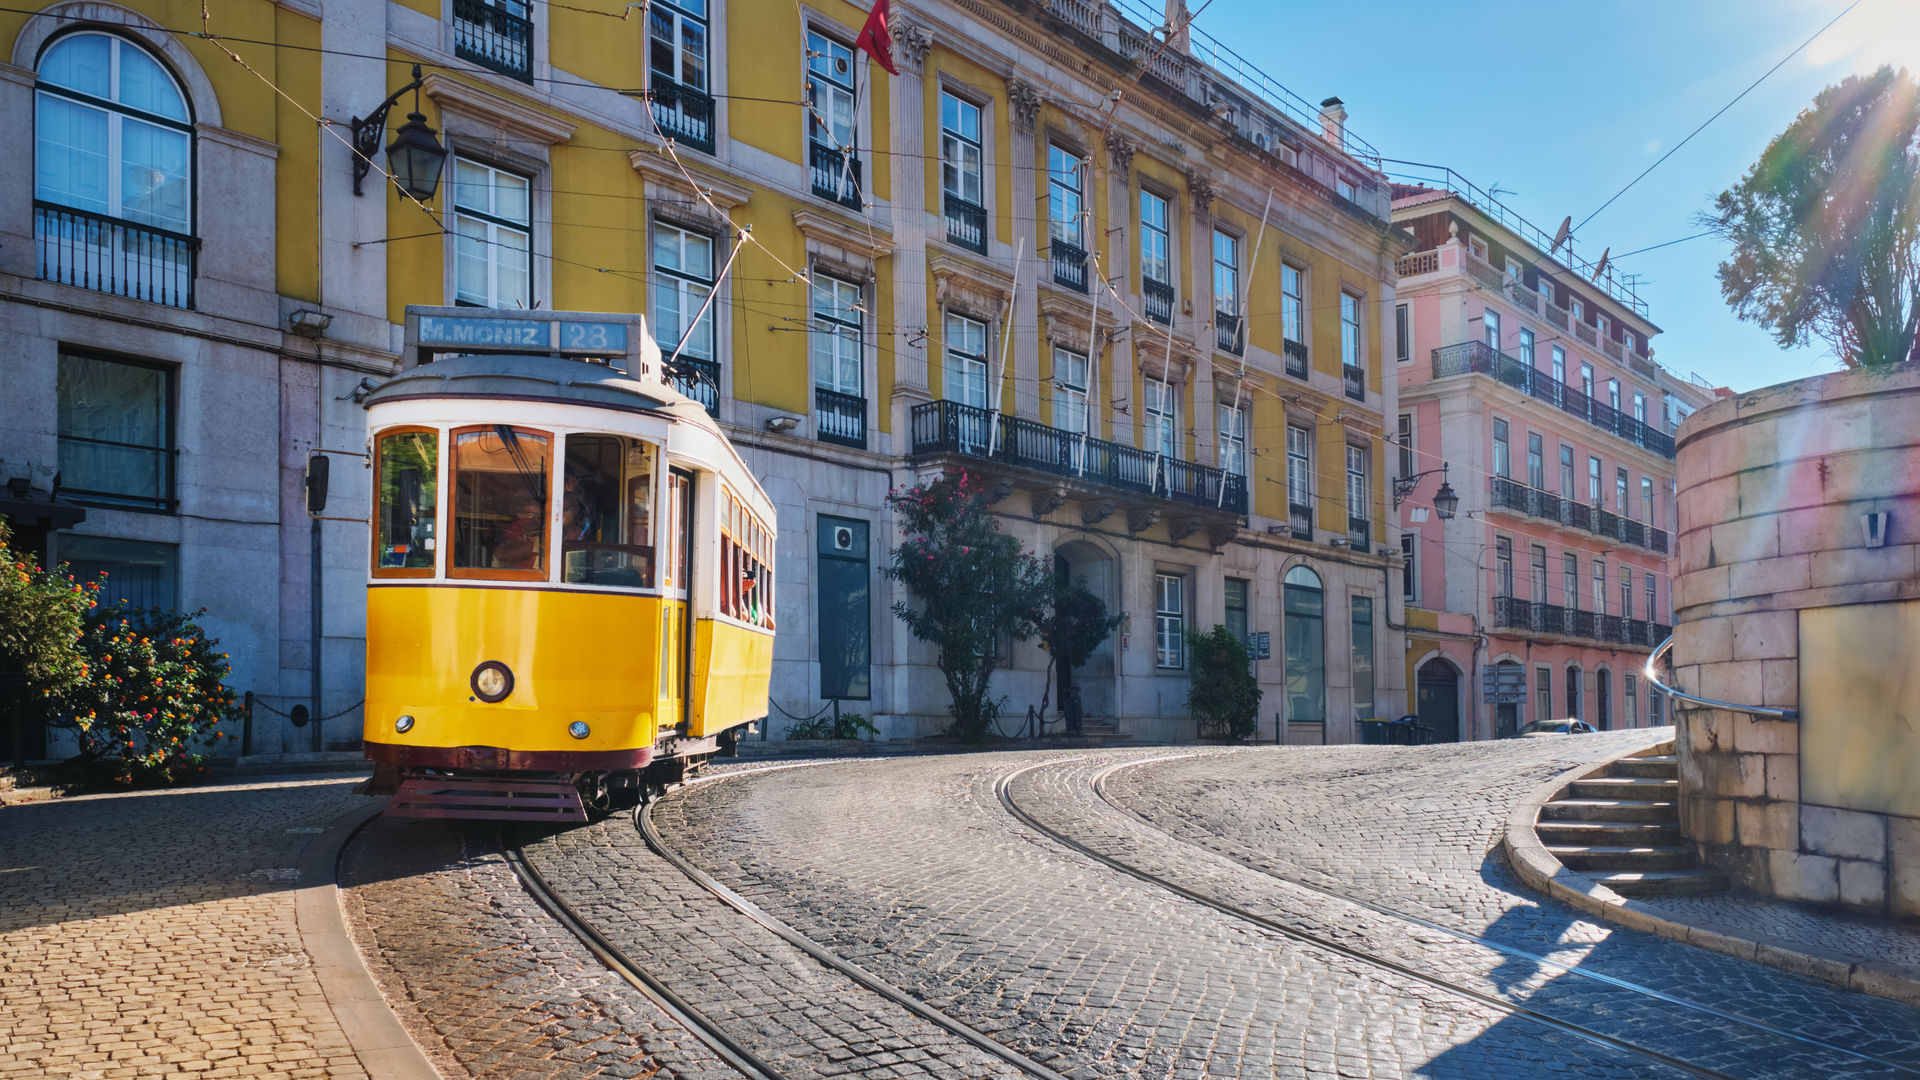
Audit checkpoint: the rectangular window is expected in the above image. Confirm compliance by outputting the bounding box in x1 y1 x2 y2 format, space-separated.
1646 575 1658 624
1536 665 1552 724
943 313 988 408
1519 327 1535 367
1395 303 1410 362
1495 536 1513 598
1155 572 1185 669
1572 297 1586 322
450 425 551 580
1401 532 1416 603
1340 291 1363 379
1650 688 1663 727
1625 673 1639 728
1592 559 1607 616
654 222 714 363
817 515 871 699
1351 595 1375 718
939 91 983 206
1589 456 1602 505
1530 544 1548 602
1552 345 1566 385
1224 577 1249 646
1617 467 1630 514
452 158 531 309
1049 144 1084 249
1622 566 1634 620
1218 400 1248 477
649 0 711 149
1581 363 1595 400
1642 476 1655 526
1483 308 1501 350
811 275 862 395
1609 378 1621 413
1527 432 1544 489
1213 229 1240 316
1564 552 1579 609
1281 263 1305 346
1053 347 1089 435
1144 379 1179 460
1397 413 1415 478
373 428 438 576
1559 444 1574 499
562 434 656 588
1346 444 1369 530
56 352 173 511
1139 188 1170 285
806 30 856 150
1286 424 1312 524
1634 392 1647 424
59 535 176 611
1492 418 1510 478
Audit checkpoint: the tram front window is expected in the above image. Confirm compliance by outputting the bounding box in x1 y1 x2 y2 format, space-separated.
374 429 437 575
562 434 656 587
451 426 551 578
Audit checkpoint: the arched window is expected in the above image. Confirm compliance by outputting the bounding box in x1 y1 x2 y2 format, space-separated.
1283 566 1324 729
1566 665 1583 720
35 31 195 306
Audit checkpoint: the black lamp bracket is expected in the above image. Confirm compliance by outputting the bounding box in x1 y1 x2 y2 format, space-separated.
1392 463 1449 509
350 64 427 197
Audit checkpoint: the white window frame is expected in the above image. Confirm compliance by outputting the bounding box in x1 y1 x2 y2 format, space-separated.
805 29 856 151
811 274 863 396
1340 290 1363 370
1395 302 1410 362
1346 444 1369 527
1048 144 1085 249
1483 307 1501 350
1217 399 1247 477
1144 379 1179 461
1286 423 1312 517
1139 187 1171 286
1281 262 1305 347
33 31 193 234
1052 346 1089 434
652 220 714 360
1155 571 1186 669
452 157 533 309
939 90 983 206
943 312 988 408
1213 229 1241 317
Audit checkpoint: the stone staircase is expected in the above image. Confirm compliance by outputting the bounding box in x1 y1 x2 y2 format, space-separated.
1534 752 1728 898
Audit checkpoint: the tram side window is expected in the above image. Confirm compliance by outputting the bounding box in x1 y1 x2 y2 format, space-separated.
561 434 656 587
374 430 437 574
451 426 551 578
719 491 773 628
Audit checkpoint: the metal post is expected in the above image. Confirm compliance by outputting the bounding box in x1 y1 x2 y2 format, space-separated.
242 690 254 757
310 516 323 753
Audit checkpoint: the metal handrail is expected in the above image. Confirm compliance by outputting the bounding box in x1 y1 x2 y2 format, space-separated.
1644 635 1799 720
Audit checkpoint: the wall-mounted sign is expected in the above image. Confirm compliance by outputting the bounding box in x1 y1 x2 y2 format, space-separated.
1251 631 1272 660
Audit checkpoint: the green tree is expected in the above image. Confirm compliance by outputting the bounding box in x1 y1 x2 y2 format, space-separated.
1707 66 1920 367
50 604 243 786
1186 625 1261 740
882 473 1049 740
0 522 98 732
1036 573 1122 728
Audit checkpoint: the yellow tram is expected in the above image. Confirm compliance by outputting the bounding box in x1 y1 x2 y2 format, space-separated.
360 309 774 819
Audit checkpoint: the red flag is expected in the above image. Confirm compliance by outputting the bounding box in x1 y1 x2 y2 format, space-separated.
855 0 899 76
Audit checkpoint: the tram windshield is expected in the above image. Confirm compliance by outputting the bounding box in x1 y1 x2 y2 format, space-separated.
562 434 656 587
373 429 437 575
451 426 551 578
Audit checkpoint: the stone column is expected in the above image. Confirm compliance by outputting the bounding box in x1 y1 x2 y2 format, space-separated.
1007 78 1043 421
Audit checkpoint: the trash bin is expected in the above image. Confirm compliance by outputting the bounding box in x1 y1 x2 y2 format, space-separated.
1358 718 1391 744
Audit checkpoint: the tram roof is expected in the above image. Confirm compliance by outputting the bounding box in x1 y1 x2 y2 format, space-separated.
363 353 699 420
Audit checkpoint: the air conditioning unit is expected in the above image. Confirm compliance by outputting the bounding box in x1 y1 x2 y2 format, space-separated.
833 525 856 551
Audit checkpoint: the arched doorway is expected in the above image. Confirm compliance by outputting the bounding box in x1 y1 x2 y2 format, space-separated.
1417 658 1462 743
1493 660 1524 738
1053 540 1116 728
1283 566 1325 730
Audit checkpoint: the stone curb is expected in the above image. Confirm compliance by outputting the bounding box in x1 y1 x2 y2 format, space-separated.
1502 740 1920 1007
295 800 444 1080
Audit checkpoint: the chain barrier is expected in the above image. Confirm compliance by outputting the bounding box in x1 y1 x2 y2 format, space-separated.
249 696 366 723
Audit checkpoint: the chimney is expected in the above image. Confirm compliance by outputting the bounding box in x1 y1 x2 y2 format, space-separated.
1164 0 1191 55
1319 96 1347 148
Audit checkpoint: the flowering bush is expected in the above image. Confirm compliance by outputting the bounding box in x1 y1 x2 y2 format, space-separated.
51 604 242 786
0 521 97 723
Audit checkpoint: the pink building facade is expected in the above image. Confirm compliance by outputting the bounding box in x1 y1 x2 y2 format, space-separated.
1389 182 1721 741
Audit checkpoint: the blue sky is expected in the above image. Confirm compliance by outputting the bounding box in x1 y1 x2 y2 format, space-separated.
1199 0 1914 393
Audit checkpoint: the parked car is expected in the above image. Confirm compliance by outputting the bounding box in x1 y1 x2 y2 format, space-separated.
1512 718 1597 737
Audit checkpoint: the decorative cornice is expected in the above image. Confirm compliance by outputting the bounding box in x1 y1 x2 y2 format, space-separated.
1186 168 1216 216
1036 293 1112 355
893 19 933 73
928 252 1015 318
422 73 577 145
628 149 755 210
1007 78 1044 130
1107 133 1137 174
792 208 892 260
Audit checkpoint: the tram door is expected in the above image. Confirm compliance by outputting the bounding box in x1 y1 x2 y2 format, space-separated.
660 469 696 730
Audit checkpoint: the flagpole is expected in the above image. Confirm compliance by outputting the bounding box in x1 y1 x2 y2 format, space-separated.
988 238 1024 457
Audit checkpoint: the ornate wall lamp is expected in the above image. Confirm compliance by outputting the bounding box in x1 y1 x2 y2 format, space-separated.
350 64 448 200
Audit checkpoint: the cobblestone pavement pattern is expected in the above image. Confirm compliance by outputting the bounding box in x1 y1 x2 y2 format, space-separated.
1100 734 1920 1074
518 791 1025 1080
339 815 740 1080
642 750 1729 1080
0 776 370 1080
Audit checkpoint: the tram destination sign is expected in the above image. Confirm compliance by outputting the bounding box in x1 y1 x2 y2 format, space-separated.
417 314 630 355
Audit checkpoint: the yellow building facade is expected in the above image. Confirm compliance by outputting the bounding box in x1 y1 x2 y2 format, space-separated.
1 0 1408 751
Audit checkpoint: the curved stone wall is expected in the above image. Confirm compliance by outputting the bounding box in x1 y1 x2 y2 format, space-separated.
1672 364 1920 916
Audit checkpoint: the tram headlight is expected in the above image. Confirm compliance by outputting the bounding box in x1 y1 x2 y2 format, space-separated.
568 721 591 740
394 714 415 734
471 661 514 703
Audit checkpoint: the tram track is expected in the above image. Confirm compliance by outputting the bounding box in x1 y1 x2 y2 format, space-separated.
996 754 1920 1080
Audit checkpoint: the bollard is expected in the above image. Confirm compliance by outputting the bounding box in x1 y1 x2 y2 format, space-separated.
242 691 254 757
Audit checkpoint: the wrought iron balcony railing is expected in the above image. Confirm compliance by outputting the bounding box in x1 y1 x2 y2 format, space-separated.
1289 503 1313 537
1283 338 1308 379
810 141 862 209
1215 309 1244 355
650 80 715 154
944 194 987 254
1491 595 1668 650
1142 277 1174 325
1347 516 1370 553
910 399 1246 515
815 387 865 449
671 357 720 412
1049 237 1089 292
1430 341 1676 458
1487 475 1666 553
35 202 197 309
1342 363 1364 401
453 0 532 80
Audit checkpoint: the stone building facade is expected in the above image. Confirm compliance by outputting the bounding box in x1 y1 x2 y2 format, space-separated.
1 0 1406 754
1389 180 1719 741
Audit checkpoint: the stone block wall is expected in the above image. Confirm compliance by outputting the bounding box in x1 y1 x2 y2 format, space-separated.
1673 364 1920 918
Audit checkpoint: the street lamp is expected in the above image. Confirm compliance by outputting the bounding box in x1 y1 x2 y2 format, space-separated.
350 64 448 200
1393 461 1458 519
